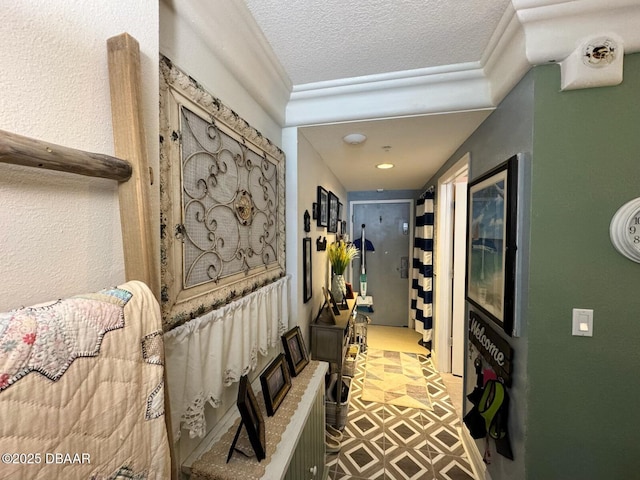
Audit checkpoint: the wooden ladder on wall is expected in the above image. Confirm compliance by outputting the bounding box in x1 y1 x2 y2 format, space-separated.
0 32 176 480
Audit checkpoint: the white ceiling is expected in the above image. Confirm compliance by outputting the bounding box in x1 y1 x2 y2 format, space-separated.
240 0 640 192
299 111 491 191
243 0 511 86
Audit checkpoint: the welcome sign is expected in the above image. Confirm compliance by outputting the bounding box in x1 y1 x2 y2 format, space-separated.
469 310 513 385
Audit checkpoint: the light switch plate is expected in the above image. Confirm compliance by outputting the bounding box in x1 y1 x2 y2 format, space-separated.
572 308 593 337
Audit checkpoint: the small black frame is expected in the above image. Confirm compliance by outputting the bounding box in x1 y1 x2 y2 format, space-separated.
317 186 328 227
231 375 266 462
281 326 310 377
260 353 292 416
303 237 312 303
328 191 339 233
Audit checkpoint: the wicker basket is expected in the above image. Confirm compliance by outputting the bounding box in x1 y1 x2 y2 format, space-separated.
343 344 359 377
325 376 351 429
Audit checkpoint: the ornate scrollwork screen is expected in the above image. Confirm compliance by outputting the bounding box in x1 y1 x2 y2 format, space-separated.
160 56 285 329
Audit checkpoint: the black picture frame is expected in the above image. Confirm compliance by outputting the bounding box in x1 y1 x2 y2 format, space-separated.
281 326 310 377
328 191 339 233
260 353 292 416
303 237 312 303
233 375 266 462
466 155 518 336
317 187 328 227
338 201 343 221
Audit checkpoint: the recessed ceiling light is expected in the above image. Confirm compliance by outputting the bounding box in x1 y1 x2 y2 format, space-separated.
376 163 394 169
343 133 367 145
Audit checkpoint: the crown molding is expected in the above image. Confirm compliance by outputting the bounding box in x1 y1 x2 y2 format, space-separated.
481 2 531 104
513 0 640 65
163 0 640 128
162 0 292 127
286 64 494 127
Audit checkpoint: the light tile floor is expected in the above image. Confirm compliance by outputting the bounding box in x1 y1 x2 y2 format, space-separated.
326 350 475 480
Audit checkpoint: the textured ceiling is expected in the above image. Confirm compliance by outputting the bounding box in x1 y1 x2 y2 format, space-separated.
244 0 511 85
241 0 511 191
237 0 640 192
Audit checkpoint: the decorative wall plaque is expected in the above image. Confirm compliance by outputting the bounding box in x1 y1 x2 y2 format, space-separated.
159 56 286 329
468 310 513 385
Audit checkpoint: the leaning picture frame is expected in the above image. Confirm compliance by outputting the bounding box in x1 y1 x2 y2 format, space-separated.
233 375 266 462
317 186 328 227
328 191 339 233
281 326 310 377
303 237 312 303
319 286 337 324
466 155 518 336
260 353 292 416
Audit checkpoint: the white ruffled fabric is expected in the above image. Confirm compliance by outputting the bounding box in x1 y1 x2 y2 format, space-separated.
164 276 290 441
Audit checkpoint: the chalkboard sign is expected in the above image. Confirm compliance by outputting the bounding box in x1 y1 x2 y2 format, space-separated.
468 310 513 385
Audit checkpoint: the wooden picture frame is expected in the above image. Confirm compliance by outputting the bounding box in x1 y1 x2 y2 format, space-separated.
260 353 291 416
318 287 337 325
317 186 328 227
281 326 309 377
328 191 339 233
234 375 266 461
322 286 340 317
466 155 518 336
303 237 312 303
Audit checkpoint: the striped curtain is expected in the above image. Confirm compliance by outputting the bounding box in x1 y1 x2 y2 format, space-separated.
411 191 434 343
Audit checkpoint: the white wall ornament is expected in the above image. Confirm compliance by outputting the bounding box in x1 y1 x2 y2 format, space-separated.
159 56 286 330
610 197 640 264
560 36 624 91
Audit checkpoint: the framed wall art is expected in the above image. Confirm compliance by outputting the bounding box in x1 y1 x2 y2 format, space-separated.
230 375 266 462
159 56 286 329
303 237 312 303
260 353 291 416
281 326 309 377
317 187 328 228
328 191 339 233
466 155 518 336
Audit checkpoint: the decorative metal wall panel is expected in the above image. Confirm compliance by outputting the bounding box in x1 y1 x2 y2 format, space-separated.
159 56 286 329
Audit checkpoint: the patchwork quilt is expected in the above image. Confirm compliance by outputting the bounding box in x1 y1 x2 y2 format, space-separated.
0 281 170 479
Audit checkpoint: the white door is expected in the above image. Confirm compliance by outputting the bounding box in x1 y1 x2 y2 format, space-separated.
434 154 468 374
451 181 468 376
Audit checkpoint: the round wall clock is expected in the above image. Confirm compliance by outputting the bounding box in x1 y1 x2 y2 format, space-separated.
609 197 640 263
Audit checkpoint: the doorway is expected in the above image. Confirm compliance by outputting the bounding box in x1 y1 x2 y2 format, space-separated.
434 154 469 377
350 200 413 327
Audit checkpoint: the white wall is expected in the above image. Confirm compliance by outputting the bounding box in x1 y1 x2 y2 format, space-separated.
0 1 159 311
294 132 348 347
159 0 289 143
159 0 294 469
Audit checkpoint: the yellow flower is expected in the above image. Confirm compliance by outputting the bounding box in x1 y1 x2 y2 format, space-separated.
327 241 359 275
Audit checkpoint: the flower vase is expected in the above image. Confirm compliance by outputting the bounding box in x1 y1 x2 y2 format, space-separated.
331 274 346 303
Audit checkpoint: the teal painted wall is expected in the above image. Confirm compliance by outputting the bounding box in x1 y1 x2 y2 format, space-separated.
527 54 640 479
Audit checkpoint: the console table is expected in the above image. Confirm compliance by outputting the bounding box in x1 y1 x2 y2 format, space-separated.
309 296 357 426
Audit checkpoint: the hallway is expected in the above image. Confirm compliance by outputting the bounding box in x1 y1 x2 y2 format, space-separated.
326 326 473 480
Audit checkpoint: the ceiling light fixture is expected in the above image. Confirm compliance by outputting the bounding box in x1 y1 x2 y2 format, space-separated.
343 133 367 145
376 163 394 170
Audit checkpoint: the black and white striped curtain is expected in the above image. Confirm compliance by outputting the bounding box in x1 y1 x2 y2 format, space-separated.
411 191 434 343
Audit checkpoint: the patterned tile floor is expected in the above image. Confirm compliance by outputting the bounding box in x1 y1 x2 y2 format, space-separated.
326 351 475 480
